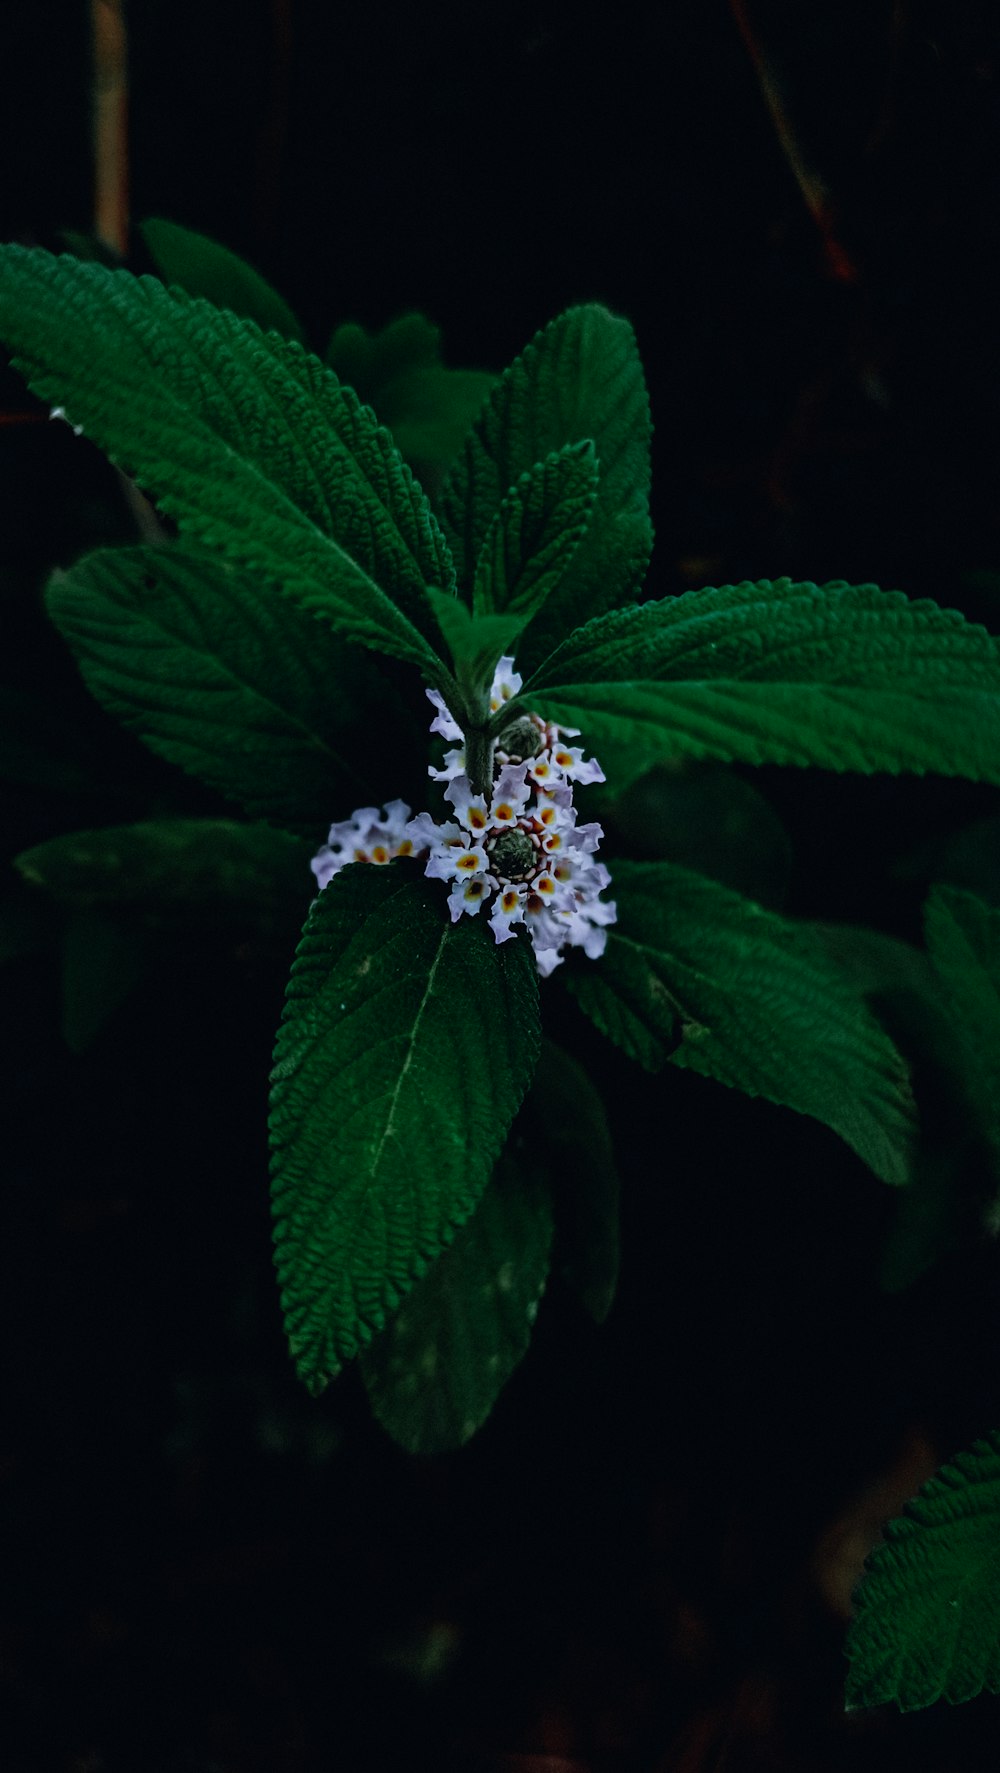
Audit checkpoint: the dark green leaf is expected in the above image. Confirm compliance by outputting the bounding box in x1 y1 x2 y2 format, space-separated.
45 544 404 835
0 246 452 675
139 216 305 342
326 313 497 493
846 1428 1000 1711
326 312 443 391
377 367 498 495
600 763 791 908
16 817 309 928
269 864 541 1391
567 860 916 1184
438 305 652 670
472 440 599 626
359 1148 553 1453
528 1039 619 1323
528 580 1000 791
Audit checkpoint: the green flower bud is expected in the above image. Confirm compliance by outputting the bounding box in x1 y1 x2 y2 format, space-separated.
489 828 535 880
496 716 541 761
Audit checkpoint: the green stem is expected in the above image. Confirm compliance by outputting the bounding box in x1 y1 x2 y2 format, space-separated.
464 722 494 798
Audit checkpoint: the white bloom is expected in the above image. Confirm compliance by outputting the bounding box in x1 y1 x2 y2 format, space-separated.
310 798 418 891
414 671 615 972
312 657 615 977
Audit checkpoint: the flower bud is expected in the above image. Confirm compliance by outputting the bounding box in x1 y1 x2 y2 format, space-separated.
489 828 536 880
495 716 541 762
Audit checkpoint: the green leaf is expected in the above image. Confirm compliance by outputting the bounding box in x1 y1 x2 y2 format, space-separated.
0 246 453 676
326 312 443 391
567 860 916 1185
15 817 309 928
438 305 652 670
846 1428 1000 1711
326 313 497 493
269 864 541 1392
359 1147 553 1453
425 589 525 700
377 367 498 495
45 544 406 836
139 216 305 342
600 763 792 908
924 886 1000 1171
527 580 1000 791
471 440 599 625
528 1039 619 1323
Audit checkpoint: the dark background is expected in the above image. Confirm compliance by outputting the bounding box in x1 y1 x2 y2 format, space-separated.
3 2 1000 1767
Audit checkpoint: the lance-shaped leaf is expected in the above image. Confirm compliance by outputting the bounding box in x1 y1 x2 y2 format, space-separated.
359 1148 553 1454
924 885 1000 1172
438 305 652 670
471 439 599 624
269 864 541 1392
0 245 453 676
526 580 1000 791
845 1428 1000 1711
567 860 916 1185
15 818 309 928
139 216 305 342
45 544 408 836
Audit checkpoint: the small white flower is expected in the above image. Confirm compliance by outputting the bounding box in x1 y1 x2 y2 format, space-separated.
313 656 615 977
310 799 419 890
488 655 523 713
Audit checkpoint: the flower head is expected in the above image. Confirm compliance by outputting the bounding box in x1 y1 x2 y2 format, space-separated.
311 657 615 977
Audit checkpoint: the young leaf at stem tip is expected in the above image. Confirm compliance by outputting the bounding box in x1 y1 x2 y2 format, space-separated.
471 439 600 623
269 864 541 1393
438 304 652 673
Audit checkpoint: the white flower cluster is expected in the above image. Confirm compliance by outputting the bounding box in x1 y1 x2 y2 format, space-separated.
310 657 616 977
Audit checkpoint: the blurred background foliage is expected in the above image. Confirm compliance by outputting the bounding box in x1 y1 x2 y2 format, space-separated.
3 2 1000 1767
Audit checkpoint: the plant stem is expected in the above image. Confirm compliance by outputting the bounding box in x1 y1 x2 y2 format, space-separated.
464 722 495 798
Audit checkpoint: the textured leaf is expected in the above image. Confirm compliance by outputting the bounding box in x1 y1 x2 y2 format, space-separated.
15 818 309 927
846 1428 1000 1711
0 246 453 675
924 886 1000 1167
359 1148 553 1453
567 860 916 1184
529 1039 619 1324
528 579 1000 791
438 305 652 669
327 313 497 494
45 544 406 836
269 864 540 1391
471 440 599 625
139 216 304 341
